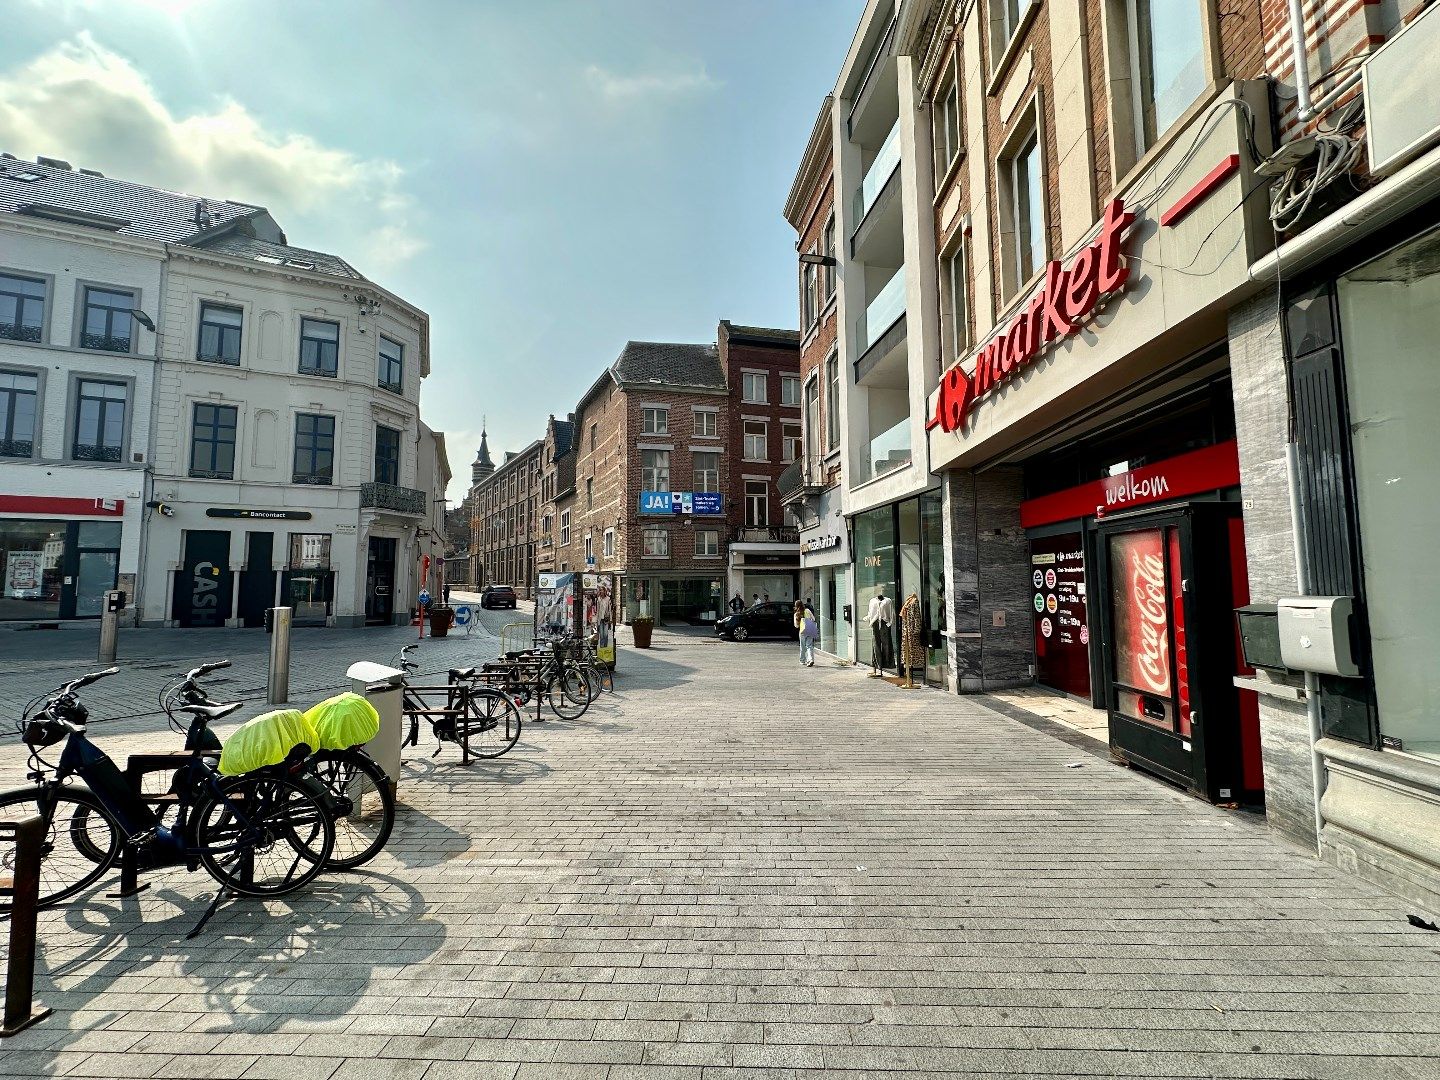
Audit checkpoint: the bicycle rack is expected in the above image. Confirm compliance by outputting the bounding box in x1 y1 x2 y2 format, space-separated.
1 816 52 1038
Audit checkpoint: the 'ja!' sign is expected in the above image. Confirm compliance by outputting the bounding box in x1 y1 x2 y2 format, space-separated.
927 198 1137 434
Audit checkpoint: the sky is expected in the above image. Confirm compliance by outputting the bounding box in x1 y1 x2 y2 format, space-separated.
0 0 865 502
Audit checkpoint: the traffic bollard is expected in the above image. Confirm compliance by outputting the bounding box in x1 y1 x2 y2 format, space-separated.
2 816 52 1037
266 606 292 705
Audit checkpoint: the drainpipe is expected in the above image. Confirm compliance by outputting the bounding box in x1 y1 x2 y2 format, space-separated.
1285 442 1325 856
1286 0 1363 122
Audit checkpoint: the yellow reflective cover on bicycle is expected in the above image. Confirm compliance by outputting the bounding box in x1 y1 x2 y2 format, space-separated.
303 692 380 751
218 709 319 776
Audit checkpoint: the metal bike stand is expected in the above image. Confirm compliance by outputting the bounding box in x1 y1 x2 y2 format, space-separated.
1 817 52 1037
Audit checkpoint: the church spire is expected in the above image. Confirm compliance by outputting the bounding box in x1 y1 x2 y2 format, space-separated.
472 424 495 484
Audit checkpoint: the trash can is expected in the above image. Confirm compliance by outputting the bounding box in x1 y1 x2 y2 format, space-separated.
346 661 406 792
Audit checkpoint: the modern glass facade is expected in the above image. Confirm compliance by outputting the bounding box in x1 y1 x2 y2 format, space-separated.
852 492 948 687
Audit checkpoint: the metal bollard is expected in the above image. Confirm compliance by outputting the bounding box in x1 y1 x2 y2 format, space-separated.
2 816 53 1037
267 606 292 705
98 607 119 665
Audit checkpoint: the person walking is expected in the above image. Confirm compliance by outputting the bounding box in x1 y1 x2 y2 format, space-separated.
730 593 744 614
794 600 818 666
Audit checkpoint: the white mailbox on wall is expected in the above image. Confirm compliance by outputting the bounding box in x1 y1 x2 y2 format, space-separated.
1277 596 1361 677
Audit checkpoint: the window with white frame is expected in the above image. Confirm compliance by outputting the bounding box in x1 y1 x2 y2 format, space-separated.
782 422 802 464
932 58 962 182
603 528 615 557
560 510 570 545
940 243 968 364
822 216 836 300
804 377 820 465
781 375 801 406
999 107 1045 295
642 527 669 557
1116 0 1208 159
0 273 46 344
641 448 669 491
801 261 817 330
694 408 717 438
584 533 593 562
825 353 840 452
743 420 768 460
695 529 719 557
641 406 668 434
692 451 719 493
742 372 767 404
744 479 769 527
990 0 1036 66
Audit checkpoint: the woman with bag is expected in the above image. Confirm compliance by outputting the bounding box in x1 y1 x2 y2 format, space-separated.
793 600 818 667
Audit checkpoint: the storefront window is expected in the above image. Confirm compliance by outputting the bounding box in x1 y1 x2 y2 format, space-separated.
1 521 64 620
921 493 948 687
854 505 896 667
1337 230 1440 761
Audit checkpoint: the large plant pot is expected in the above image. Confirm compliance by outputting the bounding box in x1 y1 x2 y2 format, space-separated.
428 605 454 637
632 619 654 649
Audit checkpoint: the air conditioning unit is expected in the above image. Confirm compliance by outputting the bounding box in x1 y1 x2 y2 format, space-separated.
1364 3 1440 176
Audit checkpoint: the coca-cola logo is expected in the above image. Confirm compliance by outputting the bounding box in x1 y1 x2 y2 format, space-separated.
1131 551 1170 694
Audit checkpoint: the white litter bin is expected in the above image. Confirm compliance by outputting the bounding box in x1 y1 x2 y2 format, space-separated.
347 661 406 791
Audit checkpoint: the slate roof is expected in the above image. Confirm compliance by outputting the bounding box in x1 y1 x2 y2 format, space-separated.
0 155 363 281
724 323 801 346
193 233 362 279
551 418 575 456
0 156 259 243
611 341 726 391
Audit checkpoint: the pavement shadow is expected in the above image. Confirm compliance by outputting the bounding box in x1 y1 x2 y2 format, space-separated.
28 872 442 1066
399 751 552 795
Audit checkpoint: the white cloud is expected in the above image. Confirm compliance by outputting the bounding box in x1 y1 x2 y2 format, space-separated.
583 63 719 104
0 33 424 271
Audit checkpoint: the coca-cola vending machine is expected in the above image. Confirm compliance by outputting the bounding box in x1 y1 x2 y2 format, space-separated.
1094 504 1259 803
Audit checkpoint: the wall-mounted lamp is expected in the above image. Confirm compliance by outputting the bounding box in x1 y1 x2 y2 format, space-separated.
798 253 837 267
130 309 156 332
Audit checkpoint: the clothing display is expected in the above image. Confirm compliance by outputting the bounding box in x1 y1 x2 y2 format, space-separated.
899 593 923 672
865 591 896 671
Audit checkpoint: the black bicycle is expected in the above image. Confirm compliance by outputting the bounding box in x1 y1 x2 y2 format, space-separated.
160 662 395 871
0 667 334 913
396 644 524 760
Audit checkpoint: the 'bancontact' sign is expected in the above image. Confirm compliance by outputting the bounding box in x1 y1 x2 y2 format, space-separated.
927 198 1136 434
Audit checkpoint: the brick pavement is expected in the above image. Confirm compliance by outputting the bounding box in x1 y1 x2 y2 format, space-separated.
2 627 1440 1079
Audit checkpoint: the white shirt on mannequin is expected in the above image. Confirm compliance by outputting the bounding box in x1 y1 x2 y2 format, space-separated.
865 593 894 626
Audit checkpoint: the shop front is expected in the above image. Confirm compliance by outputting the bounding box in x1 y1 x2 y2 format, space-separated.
797 488 850 661
851 491 948 688
727 525 800 608
626 573 723 624
0 494 136 622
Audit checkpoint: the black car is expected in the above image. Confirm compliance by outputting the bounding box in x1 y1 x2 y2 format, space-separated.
715 602 797 642
480 585 517 610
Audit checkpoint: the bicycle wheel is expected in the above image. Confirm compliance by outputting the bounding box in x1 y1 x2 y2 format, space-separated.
306 750 395 870
0 786 121 910
546 672 590 720
460 689 523 758
194 773 334 897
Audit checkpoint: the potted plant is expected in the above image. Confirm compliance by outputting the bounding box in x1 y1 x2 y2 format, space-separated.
631 616 654 649
428 604 454 638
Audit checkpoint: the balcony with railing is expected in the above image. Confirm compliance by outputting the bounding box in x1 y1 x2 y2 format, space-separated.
361 482 426 515
858 414 912 484
854 268 905 358
851 121 900 230
732 524 800 545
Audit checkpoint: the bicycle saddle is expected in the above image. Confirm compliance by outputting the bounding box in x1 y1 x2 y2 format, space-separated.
174 701 244 721
449 667 477 680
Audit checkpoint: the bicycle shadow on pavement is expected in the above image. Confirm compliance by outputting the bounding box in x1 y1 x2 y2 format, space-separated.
21 873 444 1067
399 751 551 794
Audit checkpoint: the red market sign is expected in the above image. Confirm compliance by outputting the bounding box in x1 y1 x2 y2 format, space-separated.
928 197 1137 434
1019 441 1240 529
0 495 124 517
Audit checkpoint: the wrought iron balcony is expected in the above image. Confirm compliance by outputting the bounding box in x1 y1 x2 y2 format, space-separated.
0 322 42 343
361 481 426 515
72 443 122 463
0 438 34 458
81 332 132 353
732 525 800 545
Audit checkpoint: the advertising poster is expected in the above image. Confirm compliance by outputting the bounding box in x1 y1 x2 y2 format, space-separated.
5 551 43 598
535 572 576 638
1106 527 1189 731
582 572 616 666
1029 533 1090 697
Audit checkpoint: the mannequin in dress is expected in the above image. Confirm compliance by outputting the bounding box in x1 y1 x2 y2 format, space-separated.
898 592 922 688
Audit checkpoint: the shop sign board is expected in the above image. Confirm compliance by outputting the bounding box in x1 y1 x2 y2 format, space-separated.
206 508 314 521
638 491 723 515
1019 441 1240 529
1030 534 1090 697
928 198 1137 434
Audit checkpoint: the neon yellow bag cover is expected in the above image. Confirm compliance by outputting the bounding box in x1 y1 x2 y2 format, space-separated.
218 709 318 776
304 692 380 751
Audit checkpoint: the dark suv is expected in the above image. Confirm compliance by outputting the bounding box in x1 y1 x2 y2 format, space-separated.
715 602 797 642
480 584 517 610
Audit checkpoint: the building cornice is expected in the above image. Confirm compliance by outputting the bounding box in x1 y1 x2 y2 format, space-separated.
783 96 836 228
0 214 168 260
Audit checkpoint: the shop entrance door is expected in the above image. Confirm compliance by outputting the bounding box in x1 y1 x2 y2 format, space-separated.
238 532 275 628
366 537 396 625
173 530 232 628
1094 504 1256 802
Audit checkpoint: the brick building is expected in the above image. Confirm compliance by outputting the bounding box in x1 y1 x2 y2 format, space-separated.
534 413 576 578
801 0 1440 907
468 431 540 597
780 96 848 658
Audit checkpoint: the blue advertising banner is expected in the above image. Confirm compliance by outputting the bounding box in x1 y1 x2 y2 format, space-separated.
639 491 724 515
692 492 723 515
638 491 670 515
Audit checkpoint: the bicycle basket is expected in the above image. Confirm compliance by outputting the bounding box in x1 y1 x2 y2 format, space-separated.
304 692 380 750
218 708 318 776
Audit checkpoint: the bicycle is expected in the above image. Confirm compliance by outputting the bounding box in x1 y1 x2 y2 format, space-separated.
481 638 592 721
0 667 334 929
160 662 395 871
396 644 523 760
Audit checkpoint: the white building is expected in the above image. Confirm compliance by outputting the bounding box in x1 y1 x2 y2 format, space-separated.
0 154 445 628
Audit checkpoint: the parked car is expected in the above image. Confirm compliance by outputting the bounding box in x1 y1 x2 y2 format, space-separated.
715 602 797 642
480 584 517 610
